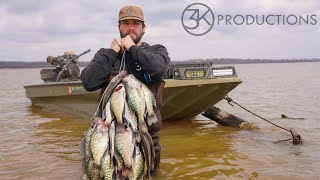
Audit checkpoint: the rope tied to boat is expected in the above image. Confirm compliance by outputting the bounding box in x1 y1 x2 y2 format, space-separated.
224 96 303 145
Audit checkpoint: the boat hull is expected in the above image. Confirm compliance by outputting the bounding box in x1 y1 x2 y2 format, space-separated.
24 78 242 120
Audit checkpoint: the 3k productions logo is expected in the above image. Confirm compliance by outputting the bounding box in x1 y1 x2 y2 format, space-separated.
181 3 214 36
181 3 318 36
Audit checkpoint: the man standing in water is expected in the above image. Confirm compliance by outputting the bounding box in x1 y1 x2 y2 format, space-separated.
81 5 170 174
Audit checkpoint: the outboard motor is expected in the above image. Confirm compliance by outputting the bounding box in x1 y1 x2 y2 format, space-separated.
40 49 90 82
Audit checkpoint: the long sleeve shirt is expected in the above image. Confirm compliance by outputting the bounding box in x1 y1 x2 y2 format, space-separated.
80 42 170 92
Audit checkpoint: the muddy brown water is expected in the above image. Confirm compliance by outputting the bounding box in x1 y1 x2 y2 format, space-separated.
0 63 319 179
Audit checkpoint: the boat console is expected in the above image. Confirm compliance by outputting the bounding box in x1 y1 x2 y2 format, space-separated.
165 60 237 80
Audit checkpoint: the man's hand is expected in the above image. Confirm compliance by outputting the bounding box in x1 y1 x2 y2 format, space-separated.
121 35 135 51
110 38 122 53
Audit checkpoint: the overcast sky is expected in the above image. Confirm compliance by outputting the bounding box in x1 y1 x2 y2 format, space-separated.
0 0 319 62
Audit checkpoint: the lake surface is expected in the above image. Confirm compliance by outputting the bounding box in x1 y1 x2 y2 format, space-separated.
0 63 319 179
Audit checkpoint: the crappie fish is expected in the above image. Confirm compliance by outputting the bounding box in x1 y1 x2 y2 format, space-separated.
110 83 126 124
90 119 109 166
80 122 96 177
115 124 135 169
123 74 158 126
123 75 146 123
80 117 100 157
81 173 89 180
82 73 161 179
131 145 144 180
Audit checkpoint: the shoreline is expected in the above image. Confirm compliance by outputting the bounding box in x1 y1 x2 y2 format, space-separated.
1 59 319 69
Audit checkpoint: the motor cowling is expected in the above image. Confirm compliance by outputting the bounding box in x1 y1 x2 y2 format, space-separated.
41 52 81 82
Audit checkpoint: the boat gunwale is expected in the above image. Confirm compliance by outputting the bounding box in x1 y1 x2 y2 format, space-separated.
24 77 242 89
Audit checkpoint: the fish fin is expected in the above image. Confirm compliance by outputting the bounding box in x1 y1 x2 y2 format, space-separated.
84 155 91 172
104 103 114 126
79 137 85 156
119 102 126 124
147 114 158 126
139 121 149 133
116 171 122 179
123 117 131 130
81 156 87 177
109 121 115 159
80 173 89 180
134 131 141 143
133 145 137 159
153 100 157 109
114 151 123 172
138 173 144 180
112 169 117 180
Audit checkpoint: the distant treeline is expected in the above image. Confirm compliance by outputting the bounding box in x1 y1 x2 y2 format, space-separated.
1 58 320 69
0 61 89 69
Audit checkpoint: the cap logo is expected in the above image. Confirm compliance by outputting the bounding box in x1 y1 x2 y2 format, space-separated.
126 7 136 16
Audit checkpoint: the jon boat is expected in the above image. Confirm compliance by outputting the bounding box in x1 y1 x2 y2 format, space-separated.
24 59 242 120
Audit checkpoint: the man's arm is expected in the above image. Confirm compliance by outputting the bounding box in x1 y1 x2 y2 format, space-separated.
80 48 118 91
129 44 170 78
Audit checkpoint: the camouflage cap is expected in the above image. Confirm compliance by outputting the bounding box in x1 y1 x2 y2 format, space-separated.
118 5 144 22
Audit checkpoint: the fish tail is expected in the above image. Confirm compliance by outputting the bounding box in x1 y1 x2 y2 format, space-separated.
81 156 87 176
81 173 89 180
138 174 144 180
114 151 123 172
112 169 117 180
121 166 134 178
123 117 130 129
147 114 158 126
92 163 102 179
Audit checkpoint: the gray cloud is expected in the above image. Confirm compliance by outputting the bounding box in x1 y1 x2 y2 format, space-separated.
0 0 319 62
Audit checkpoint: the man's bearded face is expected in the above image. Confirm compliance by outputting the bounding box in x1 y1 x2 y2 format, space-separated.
119 20 145 44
